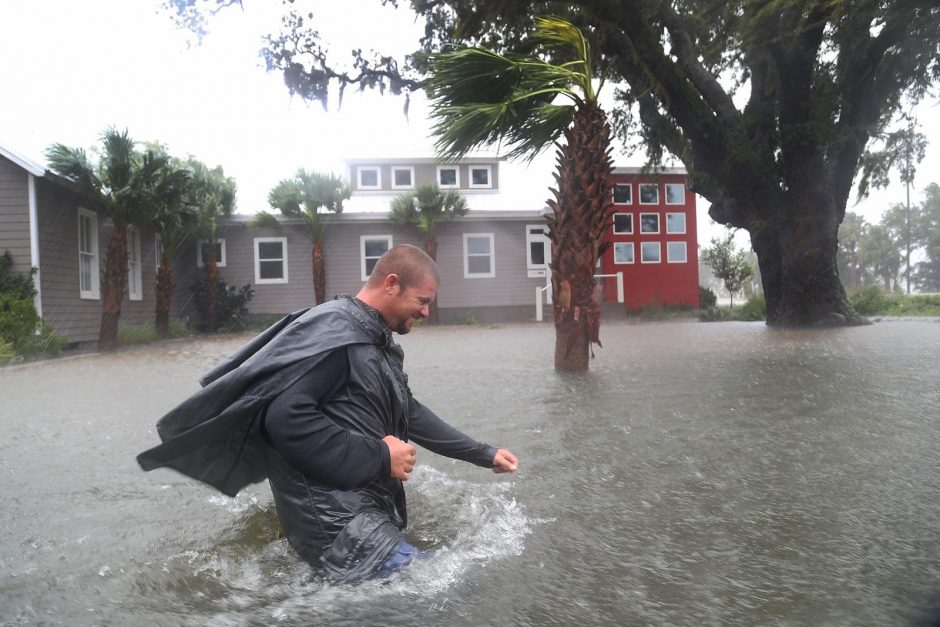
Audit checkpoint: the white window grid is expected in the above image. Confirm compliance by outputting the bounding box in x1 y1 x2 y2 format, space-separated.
613 212 633 234
640 241 661 264
525 224 550 269
391 166 415 190
77 208 100 300
197 238 226 267
613 242 635 264
468 165 492 189
357 166 381 190
612 183 632 205
666 212 687 234
463 232 495 278
254 237 289 284
639 183 660 205
665 183 686 205
361 235 393 281
639 212 660 234
436 165 460 189
127 226 142 301
667 241 687 264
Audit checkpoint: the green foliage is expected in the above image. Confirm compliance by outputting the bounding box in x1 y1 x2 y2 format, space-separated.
701 233 753 308
189 275 255 332
699 286 717 309
453 312 479 325
390 183 468 235
850 286 893 315
266 169 349 241
738 294 767 321
849 287 940 317
0 252 69 361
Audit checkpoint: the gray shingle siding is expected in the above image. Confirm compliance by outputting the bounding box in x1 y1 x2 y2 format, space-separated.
0 156 32 271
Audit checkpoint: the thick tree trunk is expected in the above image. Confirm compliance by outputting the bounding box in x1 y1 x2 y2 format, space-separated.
312 239 326 305
749 202 864 326
425 237 439 325
98 227 128 351
206 257 220 332
155 258 174 338
546 103 613 371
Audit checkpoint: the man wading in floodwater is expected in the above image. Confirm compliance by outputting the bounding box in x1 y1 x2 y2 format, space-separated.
137 244 518 581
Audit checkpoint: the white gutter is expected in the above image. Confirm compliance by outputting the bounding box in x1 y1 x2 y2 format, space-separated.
28 173 42 318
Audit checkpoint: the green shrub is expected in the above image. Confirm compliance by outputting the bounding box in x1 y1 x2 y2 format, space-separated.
189 275 255 332
0 252 67 360
738 293 767 320
698 306 728 322
850 286 892 315
118 324 160 346
453 312 478 325
699 286 718 309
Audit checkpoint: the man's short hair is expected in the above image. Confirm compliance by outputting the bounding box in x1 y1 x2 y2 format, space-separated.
368 244 440 289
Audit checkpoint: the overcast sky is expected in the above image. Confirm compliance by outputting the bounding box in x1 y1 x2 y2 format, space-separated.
1 0 936 248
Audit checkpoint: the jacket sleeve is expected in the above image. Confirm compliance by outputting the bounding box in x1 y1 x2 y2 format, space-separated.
262 347 391 488
408 398 497 468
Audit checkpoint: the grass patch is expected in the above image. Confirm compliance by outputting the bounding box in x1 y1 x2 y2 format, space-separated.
850 288 940 316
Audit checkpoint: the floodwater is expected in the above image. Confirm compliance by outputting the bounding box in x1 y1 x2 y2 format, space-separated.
2 318 940 626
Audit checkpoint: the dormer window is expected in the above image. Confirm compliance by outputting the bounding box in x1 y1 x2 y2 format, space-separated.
469 165 492 188
357 166 381 190
391 166 414 190
437 166 459 188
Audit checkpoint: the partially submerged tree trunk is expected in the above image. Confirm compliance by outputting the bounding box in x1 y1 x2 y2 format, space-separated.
425 237 439 325
546 103 613 371
155 257 174 337
98 227 128 351
312 239 326 305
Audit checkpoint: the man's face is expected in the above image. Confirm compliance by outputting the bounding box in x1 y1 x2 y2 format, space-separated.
386 274 438 334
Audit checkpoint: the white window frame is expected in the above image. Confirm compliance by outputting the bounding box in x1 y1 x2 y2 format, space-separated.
468 165 492 189
665 183 686 205
612 212 633 235
666 212 687 234
641 241 661 264
463 232 496 278
525 224 551 270
361 234 393 281
77 208 100 300
357 166 381 190
639 213 660 234
154 233 164 271
391 166 415 190
612 183 632 205
437 165 460 189
639 183 660 205
197 238 226 268
667 241 688 264
127 225 143 301
254 236 289 284
613 242 635 265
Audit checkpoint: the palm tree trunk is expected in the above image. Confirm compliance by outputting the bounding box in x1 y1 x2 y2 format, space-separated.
546 103 614 371
425 237 440 325
98 227 128 351
206 257 219 332
155 257 174 337
312 239 326 305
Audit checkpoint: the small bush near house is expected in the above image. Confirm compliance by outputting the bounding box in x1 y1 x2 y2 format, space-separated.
453 312 479 325
0 252 67 362
699 286 718 309
189 275 255 332
738 293 767 320
850 286 893 315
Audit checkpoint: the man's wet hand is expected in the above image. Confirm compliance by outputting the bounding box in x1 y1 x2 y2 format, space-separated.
491 448 518 473
383 435 417 481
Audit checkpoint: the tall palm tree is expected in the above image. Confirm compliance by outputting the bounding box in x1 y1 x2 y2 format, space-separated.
46 128 169 350
390 182 467 323
426 17 613 371
188 159 237 331
258 169 350 305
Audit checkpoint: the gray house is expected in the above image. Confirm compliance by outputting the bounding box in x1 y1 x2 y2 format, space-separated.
0 145 160 345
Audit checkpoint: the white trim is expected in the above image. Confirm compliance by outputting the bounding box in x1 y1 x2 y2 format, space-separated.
468 165 492 189
28 174 41 317
436 165 460 188
361 234 393 281
665 183 686 205
127 226 143 301
639 212 660 234
254 236 289 284
197 238 226 267
525 224 550 270
77 208 100 300
391 166 415 190
667 241 688 263
612 183 632 205
612 212 633 235
154 233 163 271
666 212 687 234
0 145 45 176
639 183 660 205
357 166 381 190
613 242 635 265
463 232 495 278
640 241 661 264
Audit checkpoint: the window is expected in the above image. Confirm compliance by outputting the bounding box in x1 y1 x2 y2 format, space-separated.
197 239 226 267
639 183 659 204
357 166 381 190
469 165 492 188
391 166 414 190
255 237 288 284
437 166 459 188
641 241 661 263
640 213 660 234
464 233 495 278
613 213 633 234
666 183 685 205
612 184 632 205
613 242 634 264
361 235 392 280
667 241 687 263
154 234 164 271
526 224 551 270
77 208 99 300
666 212 686 234
127 226 142 301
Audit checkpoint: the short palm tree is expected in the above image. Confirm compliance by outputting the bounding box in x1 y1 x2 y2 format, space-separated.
390 182 468 323
258 169 350 305
426 17 613 371
46 128 169 350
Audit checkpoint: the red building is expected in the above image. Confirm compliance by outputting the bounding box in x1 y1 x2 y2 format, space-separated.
599 167 700 311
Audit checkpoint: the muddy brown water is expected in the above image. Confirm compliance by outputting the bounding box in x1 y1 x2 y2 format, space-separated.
2 318 939 625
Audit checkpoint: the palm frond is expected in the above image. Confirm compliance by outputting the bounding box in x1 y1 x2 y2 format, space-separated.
249 210 282 230
45 144 105 203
